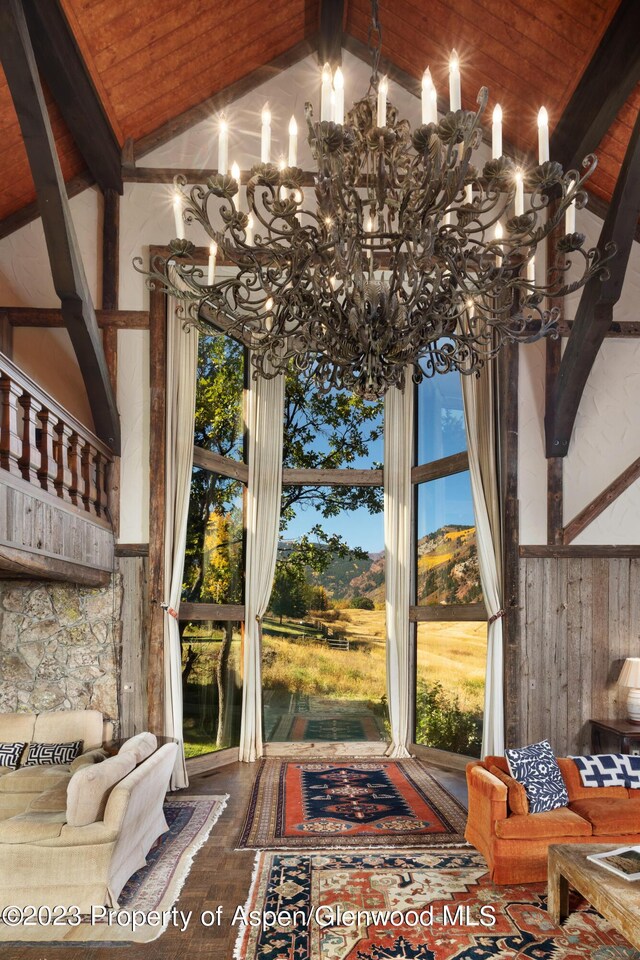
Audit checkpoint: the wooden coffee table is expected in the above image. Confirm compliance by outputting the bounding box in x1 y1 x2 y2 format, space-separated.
548 844 640 950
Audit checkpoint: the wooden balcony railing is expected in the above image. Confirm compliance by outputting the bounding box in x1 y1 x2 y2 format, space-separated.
0 352 113 521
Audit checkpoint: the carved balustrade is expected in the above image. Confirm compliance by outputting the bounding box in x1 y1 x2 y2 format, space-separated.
0 353 113 520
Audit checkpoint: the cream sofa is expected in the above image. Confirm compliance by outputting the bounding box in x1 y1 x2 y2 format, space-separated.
0 727 178 910
0 709 113 820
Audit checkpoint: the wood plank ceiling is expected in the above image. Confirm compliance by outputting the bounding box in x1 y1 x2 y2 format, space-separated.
0 0 634 227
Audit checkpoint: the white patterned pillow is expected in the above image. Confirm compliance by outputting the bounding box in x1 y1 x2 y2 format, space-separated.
505 740 569 814
570 754 640 788
0 742 25 769
24 740 83 767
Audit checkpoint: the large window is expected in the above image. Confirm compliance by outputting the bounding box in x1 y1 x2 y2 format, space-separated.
412 368 486 757
181 334 246 757
263 371 386 742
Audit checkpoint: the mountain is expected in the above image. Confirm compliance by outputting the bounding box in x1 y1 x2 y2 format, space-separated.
310 525 482 606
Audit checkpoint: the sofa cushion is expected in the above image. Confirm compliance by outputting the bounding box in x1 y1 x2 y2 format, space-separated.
32 709 103 752
119 732 157 765
27 781 69 814
494 806 592 840
0 811 65 843
557 758 629 800
569 798 640 836
489 764 529 816
0 742 25 770
0 713 36 744
0 766 72 794
66 752 136 827
506 740 569 813
69 748 108 773
24 740 82 767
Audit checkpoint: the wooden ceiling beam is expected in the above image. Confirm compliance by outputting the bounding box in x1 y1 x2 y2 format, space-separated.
0 0 120 452
545 106 640 459
318 0 344 69
550 0 640 173
22 0 122 194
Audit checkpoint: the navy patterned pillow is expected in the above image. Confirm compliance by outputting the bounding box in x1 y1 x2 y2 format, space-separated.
0 742 25 769
505 740 569 814
24 740 83 767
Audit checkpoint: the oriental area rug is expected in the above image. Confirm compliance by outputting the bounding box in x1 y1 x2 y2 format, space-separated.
0 795 228 944
234 849 638 960
238 759 468 849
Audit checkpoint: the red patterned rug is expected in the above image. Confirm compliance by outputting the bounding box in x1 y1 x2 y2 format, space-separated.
234 850 639 960
238 759 468 849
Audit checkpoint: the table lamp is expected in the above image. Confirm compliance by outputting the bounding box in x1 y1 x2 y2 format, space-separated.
619 657 640 723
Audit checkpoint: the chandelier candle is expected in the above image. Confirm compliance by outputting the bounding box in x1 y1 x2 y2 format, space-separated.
288 116 298 166
141 9 614 400
333 67 345 125
492 104 502 159
514 171 524 217
537 106 549 163
321 63 332 121
449 51 461 111
421 68 437 125
208 241 217 285
172 193 184 240
261 104 271 164
217 117 228 175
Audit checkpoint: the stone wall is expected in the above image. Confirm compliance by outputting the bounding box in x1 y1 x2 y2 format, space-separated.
0 577 122 725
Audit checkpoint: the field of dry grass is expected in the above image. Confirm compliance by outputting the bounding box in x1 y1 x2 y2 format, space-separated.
265 610 486 713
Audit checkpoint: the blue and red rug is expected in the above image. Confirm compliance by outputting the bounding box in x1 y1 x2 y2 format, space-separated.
234 850 638 960
238 759 468 849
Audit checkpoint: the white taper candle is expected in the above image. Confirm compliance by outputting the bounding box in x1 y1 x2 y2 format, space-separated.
422 68 436 124
333 67 344 125
321 63 332 121
217 117 228 175
261 104 271 164
449 51 461 111
514 171 524 216
538 106 549 163
565 178 576 234
172 193 184 239
207 241 217 285
492 103 502 159
288 116 298 167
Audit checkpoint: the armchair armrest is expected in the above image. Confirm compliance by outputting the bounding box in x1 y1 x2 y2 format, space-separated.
466 762 508 838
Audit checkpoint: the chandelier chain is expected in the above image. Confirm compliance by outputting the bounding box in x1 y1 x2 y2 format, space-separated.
367 0 382 87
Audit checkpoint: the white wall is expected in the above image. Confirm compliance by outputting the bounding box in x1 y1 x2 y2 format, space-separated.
518 203 640 544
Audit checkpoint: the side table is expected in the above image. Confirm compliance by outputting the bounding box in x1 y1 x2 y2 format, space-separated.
590 718 640 755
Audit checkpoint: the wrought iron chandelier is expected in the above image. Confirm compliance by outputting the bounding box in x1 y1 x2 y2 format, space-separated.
138 1 613 398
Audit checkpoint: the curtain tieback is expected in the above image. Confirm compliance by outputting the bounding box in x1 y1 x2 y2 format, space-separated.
161 602 179 620
488 608 505 626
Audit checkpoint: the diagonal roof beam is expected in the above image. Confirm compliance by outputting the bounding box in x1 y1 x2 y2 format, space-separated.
545 106 640 459
318 0 344 69
550 0 640 173
0 0 120 452
22 0 122 194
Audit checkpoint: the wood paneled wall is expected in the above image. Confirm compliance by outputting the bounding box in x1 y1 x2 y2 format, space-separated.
117 554 149 737
515 557 640 755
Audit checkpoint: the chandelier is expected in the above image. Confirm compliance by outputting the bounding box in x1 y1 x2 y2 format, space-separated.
138 1 613 398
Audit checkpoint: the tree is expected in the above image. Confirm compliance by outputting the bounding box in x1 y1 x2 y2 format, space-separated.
270 563 309 624
351 596 375 610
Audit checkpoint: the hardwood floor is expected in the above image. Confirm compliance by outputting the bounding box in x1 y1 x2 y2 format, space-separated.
6 759 467 960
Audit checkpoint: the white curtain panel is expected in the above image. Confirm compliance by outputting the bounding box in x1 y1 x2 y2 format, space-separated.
461 360 505 757
239 368 285 762
163 296 199 790
384 380 414 758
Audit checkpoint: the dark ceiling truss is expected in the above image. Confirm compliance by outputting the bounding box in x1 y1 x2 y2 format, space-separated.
23 0 122 194
0 0 120 451
318 0 344 69
549 0 640 174
545 106 640 459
